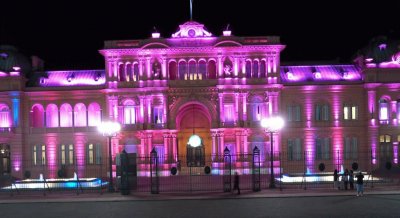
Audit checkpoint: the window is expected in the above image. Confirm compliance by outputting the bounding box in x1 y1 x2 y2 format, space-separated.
74 103 87 127
380 134 392 159
33 145 46 165
344 105 358 120
316 104 329 121
252 60 259 78
133 63 139 81
0 104 11 127
88 102 101 126
60 144 74 165
252 104 263 121
316 138 330 160
153 107 163 124
188 60 196 80
198 60 206 80
87 144 102 164
344 137 358 159
31 104 45 127
123 100 137 124
287 105 301 122
60 103 73 127
288 138 302 161
379 99 389 121
224 104 234 122
46 104 59 127
178 61 187 80
245 60 252 78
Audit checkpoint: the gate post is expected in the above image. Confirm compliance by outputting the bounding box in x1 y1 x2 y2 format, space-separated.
252 146 261 192
150 148 159 194
223 147 231 192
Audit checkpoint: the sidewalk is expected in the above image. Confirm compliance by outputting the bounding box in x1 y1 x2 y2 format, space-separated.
1 186 400 204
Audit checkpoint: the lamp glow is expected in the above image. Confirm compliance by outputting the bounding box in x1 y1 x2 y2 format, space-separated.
188 134 201 147
261 116 284 189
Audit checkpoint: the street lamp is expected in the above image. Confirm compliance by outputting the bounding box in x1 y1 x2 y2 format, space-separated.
98 121 121 192
261 116 284 189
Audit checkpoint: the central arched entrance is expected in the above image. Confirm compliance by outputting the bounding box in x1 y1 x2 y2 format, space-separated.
176 102 211 167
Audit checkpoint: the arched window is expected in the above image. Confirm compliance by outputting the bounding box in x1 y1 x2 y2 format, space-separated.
245 60 252 78
207 60 216 79
126 63 132 82
178 61 187 80
60 103 73 127
252 60 259 78
198 60 206 80
0 104 11 128
260 60 267 78
168 61 177 80
316 104 330 121
123 100 137 124
88 102 101 126
133 63 139 81
31 104 44 127
188 60 196 80
118 63 126 82
379 99 389 121
46 104 59 127
74 103 87 127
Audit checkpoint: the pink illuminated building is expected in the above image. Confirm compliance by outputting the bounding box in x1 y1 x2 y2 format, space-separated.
0 22 400 180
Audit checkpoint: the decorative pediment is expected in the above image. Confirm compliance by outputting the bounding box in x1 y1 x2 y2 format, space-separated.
172 21 212 38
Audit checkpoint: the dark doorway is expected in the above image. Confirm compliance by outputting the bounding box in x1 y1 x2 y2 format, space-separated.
0 144 11 175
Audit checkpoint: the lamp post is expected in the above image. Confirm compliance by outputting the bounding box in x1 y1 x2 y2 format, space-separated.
261 116 284 189
98 121 121 192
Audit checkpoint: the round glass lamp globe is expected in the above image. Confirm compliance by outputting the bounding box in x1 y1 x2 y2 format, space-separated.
188 135 202 147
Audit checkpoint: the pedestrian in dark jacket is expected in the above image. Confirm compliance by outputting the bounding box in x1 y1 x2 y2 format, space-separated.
233 172 240 195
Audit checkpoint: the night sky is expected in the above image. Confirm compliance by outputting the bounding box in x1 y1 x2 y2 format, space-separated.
1 0 399 70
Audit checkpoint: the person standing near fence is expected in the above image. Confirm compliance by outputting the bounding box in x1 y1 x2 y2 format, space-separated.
233 172 240 195
356 171 364 196
343 169 349 190
333 169 339 189
349 170 354 190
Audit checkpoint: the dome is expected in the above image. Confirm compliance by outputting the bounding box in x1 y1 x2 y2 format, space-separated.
0 45 32 75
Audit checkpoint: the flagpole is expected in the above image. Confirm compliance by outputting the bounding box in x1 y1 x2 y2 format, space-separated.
190 0 193 20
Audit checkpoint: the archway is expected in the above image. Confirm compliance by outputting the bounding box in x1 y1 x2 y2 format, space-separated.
176 102 211 166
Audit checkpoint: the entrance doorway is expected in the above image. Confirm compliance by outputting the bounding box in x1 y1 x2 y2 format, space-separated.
0 144 10 175
176 103 211 166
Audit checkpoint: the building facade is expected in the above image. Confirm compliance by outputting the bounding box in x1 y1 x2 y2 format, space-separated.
0 21 399 179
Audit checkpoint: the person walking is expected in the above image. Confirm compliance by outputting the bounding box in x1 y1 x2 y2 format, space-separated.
356 171 364 196
349 170 354 190
233 172 240 195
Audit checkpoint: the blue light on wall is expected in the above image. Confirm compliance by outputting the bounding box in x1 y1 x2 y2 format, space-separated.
12 98 19 127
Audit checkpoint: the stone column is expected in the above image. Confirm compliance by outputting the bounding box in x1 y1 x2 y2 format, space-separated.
162 57 167 79
163 133 169 161
211 131 217 156
242 93 247 123
219 93 224 125
218 55 223 78
172 133 178 161
235 93 239 125
235 131 241 155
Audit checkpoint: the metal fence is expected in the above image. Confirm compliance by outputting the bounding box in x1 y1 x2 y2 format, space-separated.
1 150 400 195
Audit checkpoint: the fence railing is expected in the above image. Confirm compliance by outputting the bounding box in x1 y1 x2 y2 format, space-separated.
1 150 399 195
